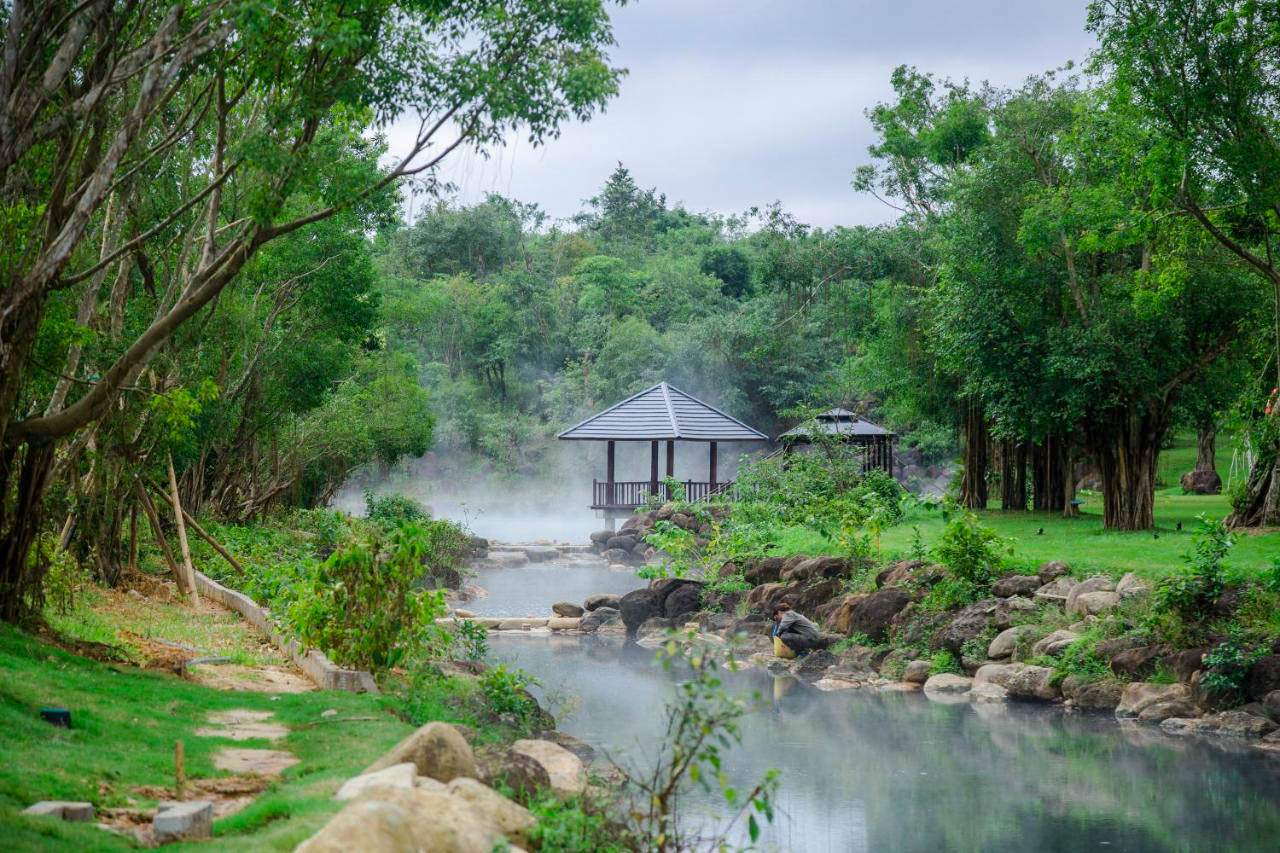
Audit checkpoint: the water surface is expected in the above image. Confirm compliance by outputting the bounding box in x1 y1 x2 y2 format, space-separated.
465 559 643 617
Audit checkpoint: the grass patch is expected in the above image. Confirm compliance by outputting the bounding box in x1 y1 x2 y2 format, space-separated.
0 621 416 851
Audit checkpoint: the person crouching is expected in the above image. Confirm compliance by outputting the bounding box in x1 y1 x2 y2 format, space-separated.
771 602 822 659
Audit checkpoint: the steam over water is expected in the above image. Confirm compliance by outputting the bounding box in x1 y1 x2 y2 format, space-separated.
465 560 1280 851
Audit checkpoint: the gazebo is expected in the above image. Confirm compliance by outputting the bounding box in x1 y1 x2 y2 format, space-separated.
558 382 767 515
777 408 896 474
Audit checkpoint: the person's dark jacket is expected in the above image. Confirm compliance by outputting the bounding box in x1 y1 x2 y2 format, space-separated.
773 610 821 651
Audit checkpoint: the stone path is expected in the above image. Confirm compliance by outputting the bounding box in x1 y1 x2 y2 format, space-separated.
195 708 301 776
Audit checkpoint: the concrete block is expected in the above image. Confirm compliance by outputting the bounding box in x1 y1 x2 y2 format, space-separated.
22 801 94 822
153 800 213 842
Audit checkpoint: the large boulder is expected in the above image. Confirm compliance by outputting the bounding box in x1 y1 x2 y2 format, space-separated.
663 584 704 621
510 739 585 799
1037 560 1072 585
476 749 550 799
445 778 535 847
1072 680 1125 712
602 548 631 564
635 616 675 642
1110 645 1168 680
923 673 973 695
365 722 476 783
1116 572 1150 600
1068 590 1121 617
1031 630 1080 658
826 594 869 635
876 560 943 589
987 626 1036 660
1065 576 1116 614
619 588 664 632
1033 575 1074 605
743 557 785 586
1245 655 1280 702
933 599 1002 654
605 534 638 552
781 556 848 582
589 529 614 545
583 593 621 612
1179 468 1222 495
1001 665 1060 702
295 799 419 853
1160 648 1207 683
746 582 788 613
787 578 844 615
335 763 418 801
1115 682 1194 719
579 606 621 633
552 602 584 618
789 649 840 682
991 574 1042 598
1161 710 1275 739
299 786 515 853
903 660 932 684
844 587 912 642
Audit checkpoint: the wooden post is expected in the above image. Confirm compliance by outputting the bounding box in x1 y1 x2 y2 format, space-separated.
709 441 718 491
650 440 659 499
606 440 616 507
175 740 186 800
137 482 186 593
666 440 675 478
166 454 201 608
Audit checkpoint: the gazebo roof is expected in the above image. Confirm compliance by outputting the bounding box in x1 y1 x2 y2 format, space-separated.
557 382 767 442
778 410 894 440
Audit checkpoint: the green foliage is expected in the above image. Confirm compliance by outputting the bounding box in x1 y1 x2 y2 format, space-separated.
1051 631 1112 686
525 794 631 852
933 511 1010 585
290 523 457 672
480 665 540 724
1149 516 1232 642
928 650 963 675
364 490 430 529
1201 628 1264 704
455 619 489 661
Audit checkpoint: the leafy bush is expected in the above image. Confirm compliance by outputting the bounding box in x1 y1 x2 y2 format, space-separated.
1201 628 1264 704
480 665 541 724
933 511 1009 585
290 523 451 672
928 650 963 675
1150 516 1232 642
365 490 430 529
455 618 489 660
1051 631 1111 685
525 795 631 852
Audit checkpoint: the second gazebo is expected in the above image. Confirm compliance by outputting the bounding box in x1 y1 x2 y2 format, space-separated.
558 382 767 515
777 408 896 474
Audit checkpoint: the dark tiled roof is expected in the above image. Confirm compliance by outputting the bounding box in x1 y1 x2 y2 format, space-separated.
778 414 894 440
557 382 767 441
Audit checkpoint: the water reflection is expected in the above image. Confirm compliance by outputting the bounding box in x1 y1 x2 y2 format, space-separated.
465 560 643 617
490 636 1280 852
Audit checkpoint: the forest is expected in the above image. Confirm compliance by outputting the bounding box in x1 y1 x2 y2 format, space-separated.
4 0 1280 626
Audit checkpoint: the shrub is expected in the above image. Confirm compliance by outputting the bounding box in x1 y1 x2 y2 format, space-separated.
455 618 488 660
365 490 430 529
1149 516 1232 643
1051 631 1111 685
480 664 540 724
1201 628 1264 704
933 511 1010 585
929 650 963 675
290 522 451 672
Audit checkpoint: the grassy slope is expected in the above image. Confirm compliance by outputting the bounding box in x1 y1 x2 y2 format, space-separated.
770 434 1280 580
0 623 414 851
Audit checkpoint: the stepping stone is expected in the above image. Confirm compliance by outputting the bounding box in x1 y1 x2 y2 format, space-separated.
22 801 94 822
195 709 288 741
213 748 299 776
153 800 213 842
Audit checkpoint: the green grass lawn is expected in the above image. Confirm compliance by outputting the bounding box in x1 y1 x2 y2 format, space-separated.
768 433 1280 581
0 623 414 851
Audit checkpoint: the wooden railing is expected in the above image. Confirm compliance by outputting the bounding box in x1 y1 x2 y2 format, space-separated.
591 480 734 509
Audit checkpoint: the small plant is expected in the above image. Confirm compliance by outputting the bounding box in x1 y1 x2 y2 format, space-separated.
933 511 1010 586
481 664 540 723
928 650 963 675
1201 628 1264 704
1051 632 1111 685
455 618 488 661
364 490 430 529
1150 516 1233 643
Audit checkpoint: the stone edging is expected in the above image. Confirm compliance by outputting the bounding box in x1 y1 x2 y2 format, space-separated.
192 570 378 693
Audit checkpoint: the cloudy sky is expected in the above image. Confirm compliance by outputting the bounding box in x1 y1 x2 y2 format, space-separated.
388 1 1097 229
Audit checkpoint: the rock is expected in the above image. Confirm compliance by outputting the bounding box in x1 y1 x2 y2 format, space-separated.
454 609 475 619
923 673 973 695
1068 590 1121 617
974 662 1021 687
477 749 551 799
1002 665 1060 701
583 593 621 611
579 607 620 633
21 801 94 822
153 800 214 842
669 512 695 530
1115 682 1193 718
1031 630 1080 658
1065 575 1116 614
446 777 535 846
663 584 704 621
1115 572 1149 599
988 626 1035 660
1264 690 1280 719
296 799 418 853
1245 655 1280 702
1110 645 1168 680
933 599 1001 653
619 588 664 632
1179 468 1222 495
655 503 676 521
366 721 477 783
552 602 584 617
786 578 844 615
336 763 418 800
589 529 614 544
844 587 912 642
1161 710 1276 738
602 548 630 564
636 615 675 639
782 556 848 582
1159 648 1207 683
605 535 638 552
511 739 585 799
1037 560 1072 585
1096 635 1146 662
497 617 547 631
876 560 943 589
547 617 581 631
969 682 1009 703
536 731 595 763
787 649 839 682
1033 576 1074 604
903 660 932 684
824 594 868 635
746 582 789 613
991 574 1042 598
743 557 785 585
1073 680 1125 711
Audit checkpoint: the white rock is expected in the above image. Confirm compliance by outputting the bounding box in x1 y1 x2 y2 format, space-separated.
336 762 418 800
510 739 585 799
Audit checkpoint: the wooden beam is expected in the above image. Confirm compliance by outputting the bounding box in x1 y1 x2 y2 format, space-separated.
650 440 659 497
666 440 675 478
709 441 718 489
606 440 616 506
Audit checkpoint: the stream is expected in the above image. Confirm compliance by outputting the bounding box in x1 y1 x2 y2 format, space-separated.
468 560 1280 852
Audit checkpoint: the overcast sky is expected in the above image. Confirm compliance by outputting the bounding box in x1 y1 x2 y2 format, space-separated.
387 1 1097 229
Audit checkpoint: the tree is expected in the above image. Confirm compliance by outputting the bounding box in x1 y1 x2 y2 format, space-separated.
1089 0 1280 525
699 246 752 298
0 0 624 623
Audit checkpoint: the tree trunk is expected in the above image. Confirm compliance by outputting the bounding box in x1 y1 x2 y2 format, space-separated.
1032 437 1070 513
1091 410 1166 531
0 441 57 624
1000 439 1028 511
1226 437 1280 528
959 400 989 509
1196 424 1217 473
166 454 201 608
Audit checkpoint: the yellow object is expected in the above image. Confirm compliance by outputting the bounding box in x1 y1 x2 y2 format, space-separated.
773 635 796 659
